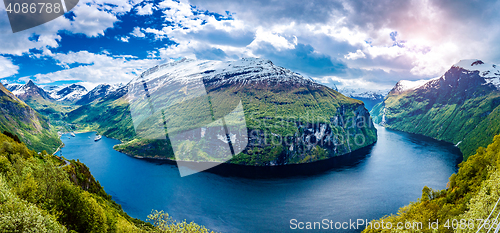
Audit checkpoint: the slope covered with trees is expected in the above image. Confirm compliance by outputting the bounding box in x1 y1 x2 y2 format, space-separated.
364 134 500 232
371 61 500 159
0 131 213 232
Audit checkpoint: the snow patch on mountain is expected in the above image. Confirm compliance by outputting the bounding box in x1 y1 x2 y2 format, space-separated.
452 59 500 89
137 58 319 90
338 88 387 100
75 83 123 105
390 79 430 94
4 83 22 93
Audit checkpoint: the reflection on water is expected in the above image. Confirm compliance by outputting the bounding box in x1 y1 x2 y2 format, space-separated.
60 126 461 232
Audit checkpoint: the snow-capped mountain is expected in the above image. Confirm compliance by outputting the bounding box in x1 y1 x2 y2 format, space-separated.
390 59 500 95
135 57 319 89
5 81 89 104
75 83 121 105
4 83 22 93
41 85 62 93
338 88 387 110
51 84 87 103
338 88 387 100
6 80 53 101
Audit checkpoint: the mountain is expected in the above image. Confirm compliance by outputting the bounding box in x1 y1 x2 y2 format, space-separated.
50 84 87 103
4 81 78 122
371 59 500 159
6 80 54 101
0 131 168 232
0 83 61 153
339 88 387 111
68 58 377 165
75 84 119 105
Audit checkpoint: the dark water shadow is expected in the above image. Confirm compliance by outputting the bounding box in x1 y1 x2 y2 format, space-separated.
141 143 375 179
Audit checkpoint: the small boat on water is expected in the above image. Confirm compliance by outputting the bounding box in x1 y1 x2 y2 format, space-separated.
94 135 102 141
70 132 76 137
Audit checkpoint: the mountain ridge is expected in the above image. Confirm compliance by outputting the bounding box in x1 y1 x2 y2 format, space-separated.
68 58 377 166
371 59 500 159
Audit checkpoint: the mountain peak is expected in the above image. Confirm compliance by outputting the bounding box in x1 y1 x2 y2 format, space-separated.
389 79 429 94
26 80 36 87
139 58 318 89
452 59 500 89
52 84 88 103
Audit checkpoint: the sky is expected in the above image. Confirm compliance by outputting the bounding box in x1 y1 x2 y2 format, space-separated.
0 0 499 92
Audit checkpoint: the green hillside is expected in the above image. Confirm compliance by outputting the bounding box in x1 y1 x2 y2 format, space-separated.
371 66 500 159
67 59 377 166
0 83 61 153
0 131 214 232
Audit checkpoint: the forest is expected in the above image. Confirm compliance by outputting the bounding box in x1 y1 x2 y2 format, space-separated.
0 131 213 232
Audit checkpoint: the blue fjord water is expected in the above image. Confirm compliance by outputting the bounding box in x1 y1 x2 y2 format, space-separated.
60 125 462 232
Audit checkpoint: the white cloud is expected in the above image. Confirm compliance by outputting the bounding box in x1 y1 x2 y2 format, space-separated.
0 0 122 55
144 28 168 40
120 36 130 42
0 56 19 79
66 4 118 37
248 27 296 51
34 51 163 87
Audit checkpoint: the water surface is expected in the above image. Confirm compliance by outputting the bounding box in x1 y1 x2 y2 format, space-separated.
60 126 462 232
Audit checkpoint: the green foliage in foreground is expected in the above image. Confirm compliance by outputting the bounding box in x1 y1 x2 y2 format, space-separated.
147 210 215 233
364 134 500 233
0 132 212 233
372 91 500 160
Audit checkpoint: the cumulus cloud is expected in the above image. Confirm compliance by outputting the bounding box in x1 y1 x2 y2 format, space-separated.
180 0 500 90
0 57 19 79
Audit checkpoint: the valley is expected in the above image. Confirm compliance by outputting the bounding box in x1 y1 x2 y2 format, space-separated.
2 58 500 232
371 59 500 159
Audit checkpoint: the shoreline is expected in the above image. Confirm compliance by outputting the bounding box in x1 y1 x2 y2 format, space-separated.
119 141 377 178
64 131 377 178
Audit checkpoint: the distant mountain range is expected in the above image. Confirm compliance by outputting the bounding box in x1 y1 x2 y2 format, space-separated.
371 59 500 159
66 58 377 165
75 84 122 105
5 81 123 105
